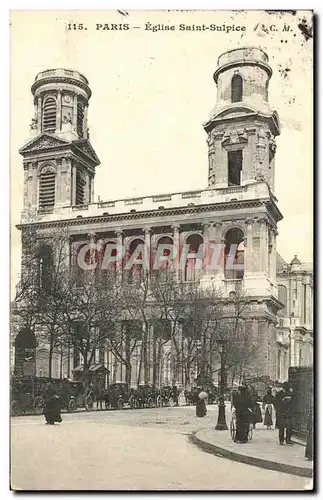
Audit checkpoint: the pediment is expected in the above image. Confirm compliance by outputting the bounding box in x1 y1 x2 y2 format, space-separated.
19 134 69 155
72 139 100 166
204 105 257 127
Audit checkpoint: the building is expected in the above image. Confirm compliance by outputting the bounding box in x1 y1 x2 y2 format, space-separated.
276 253 313 381
12 47 312 387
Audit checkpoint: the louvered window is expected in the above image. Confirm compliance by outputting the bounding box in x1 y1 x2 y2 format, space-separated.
77 102 84 137
42 97 57 133
76 171 85 205
39 168 55 211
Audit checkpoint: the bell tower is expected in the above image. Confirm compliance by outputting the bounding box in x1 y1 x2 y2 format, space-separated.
203 48 284 380
19 69 100 219
204 47 279 191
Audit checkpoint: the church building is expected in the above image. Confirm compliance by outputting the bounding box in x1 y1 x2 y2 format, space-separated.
13 48 313 387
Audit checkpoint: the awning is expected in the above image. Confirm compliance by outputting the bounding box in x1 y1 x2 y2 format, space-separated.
73 363 110 374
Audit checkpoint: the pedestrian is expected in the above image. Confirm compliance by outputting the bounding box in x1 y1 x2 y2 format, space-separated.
232 385 253 444
274 387 284 429
263 388 275 429
305 407 313 461
250 389 262 429
196 387 207 417
43 382 62 425
278 385 294 445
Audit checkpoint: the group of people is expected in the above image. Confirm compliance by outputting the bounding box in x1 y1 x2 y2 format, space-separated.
194 383 313 460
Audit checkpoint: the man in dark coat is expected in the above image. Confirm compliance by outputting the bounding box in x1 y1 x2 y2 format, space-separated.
278 386 295 444
233 386 253 443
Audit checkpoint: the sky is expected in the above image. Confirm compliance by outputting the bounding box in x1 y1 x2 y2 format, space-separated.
10 10 313 291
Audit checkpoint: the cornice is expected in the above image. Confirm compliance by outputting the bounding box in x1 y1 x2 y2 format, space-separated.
17 198 272 231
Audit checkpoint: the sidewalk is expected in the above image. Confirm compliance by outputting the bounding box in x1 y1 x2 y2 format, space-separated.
192 427 313 478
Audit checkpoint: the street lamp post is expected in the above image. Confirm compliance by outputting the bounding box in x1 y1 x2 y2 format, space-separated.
215 338 228 431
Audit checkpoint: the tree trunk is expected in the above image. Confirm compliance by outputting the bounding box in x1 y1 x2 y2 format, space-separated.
137 342 143 386
48 333 54 379
125 361 132 386
143 322 149 384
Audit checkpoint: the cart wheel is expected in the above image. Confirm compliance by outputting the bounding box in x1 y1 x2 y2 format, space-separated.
117 397 124 410
248 423 253 441
156 395 162 408
11 400 21 416
33 396 44 415
129 395 136 409
104 398 110 410
85 395 94 411
230 418 236 441
68 398 76 413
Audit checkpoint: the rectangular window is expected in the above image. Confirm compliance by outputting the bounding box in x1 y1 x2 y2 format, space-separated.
228 150 242 186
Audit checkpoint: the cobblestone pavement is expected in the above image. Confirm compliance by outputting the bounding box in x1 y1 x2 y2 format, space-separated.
11 406 310 491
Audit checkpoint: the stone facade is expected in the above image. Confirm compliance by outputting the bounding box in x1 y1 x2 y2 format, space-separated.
13 48 312 387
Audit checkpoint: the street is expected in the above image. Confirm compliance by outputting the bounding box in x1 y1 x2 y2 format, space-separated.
11 405 309 491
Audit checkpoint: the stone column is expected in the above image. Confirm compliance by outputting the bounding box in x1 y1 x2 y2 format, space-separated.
56 90 62 132
244 218 254 275
211 222 224 279
37 97 42 134
172 224 180 280
23 166 29 209
143 227 152 276
72 94 78 133
85 174 90 204
115 230 124 282
257 319 269 377
202 222 210 276
259 218 268 274
83 105 88 138
32 162 38 207
90 176 94 203
72 163 76 205
268 228 277 283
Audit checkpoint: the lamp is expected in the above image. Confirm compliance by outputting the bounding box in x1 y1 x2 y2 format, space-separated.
215 337 228 431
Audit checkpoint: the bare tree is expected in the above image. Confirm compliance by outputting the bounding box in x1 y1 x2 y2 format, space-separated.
59 271 124 390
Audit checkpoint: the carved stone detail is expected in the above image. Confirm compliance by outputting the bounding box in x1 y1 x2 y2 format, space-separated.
222 128 248 146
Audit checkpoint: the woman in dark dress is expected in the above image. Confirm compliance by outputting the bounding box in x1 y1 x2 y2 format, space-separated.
43 382 62 425
233 386 253 443
263 388 275 429
195 387 207 417
250 390 262 429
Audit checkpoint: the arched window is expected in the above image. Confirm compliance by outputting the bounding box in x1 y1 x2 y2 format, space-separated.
39 165 56 211
100 240 117 281
77 101 84 137
155 236 174 274
231 74 243 103
127 239 145 283
37 245 53 290
42 97 57 133
224 228 245 279
278 285 287 316
184 234 204 281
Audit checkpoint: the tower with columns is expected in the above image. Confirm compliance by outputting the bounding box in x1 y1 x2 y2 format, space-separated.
19 69 100 218
14 48 293 385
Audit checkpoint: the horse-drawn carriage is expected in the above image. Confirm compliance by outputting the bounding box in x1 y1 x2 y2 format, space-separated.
10 376 95 415
10 376 48 416
96 383 133 410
